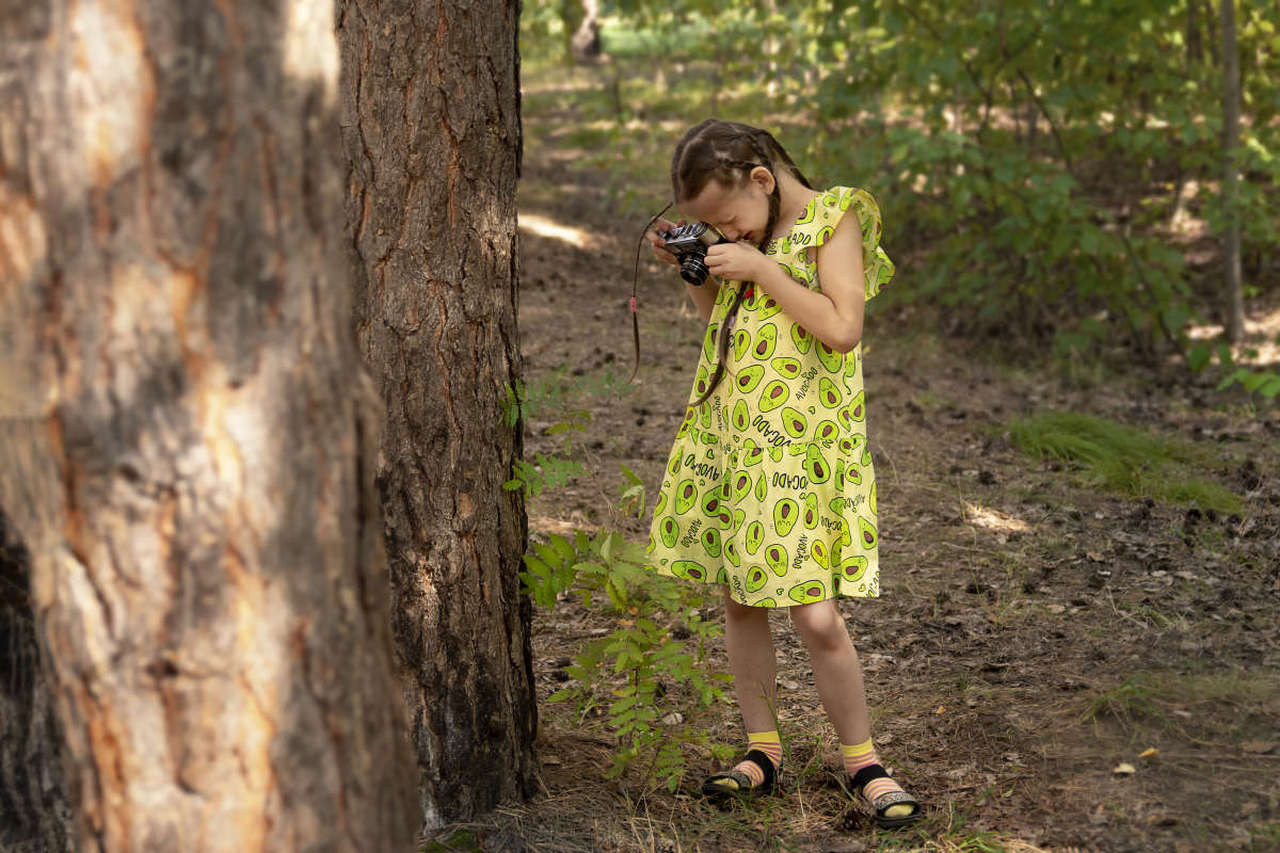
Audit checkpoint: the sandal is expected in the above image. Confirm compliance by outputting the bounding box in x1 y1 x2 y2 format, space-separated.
701 749 779 800
850 765 922 828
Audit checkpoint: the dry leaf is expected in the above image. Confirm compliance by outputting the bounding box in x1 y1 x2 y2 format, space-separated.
1113 763 1136 776
1241 740 1276 754
1139 747 1159 759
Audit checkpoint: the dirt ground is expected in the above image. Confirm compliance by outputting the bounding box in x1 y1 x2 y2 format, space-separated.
436 122 1280 852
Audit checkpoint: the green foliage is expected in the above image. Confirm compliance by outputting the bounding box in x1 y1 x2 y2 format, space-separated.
523 528 730 791
1008 411 1242 513
1217 366 1280 398
522 0 1279 371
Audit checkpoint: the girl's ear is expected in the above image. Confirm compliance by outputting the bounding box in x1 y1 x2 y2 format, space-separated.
749 165 776 196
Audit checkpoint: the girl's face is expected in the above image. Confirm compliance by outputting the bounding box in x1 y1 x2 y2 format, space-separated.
679 168 775 244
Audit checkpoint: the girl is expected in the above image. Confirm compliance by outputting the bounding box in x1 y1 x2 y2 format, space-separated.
644 119 920 828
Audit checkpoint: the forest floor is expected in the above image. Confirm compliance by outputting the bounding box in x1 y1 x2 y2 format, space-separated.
432 75 1280 853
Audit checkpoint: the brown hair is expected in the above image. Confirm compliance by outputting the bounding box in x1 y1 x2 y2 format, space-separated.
673 120 813 408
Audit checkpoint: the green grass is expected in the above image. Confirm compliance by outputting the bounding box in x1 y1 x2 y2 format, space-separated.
1008 411 1242 513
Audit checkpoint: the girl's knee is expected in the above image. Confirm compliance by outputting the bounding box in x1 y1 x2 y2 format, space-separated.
723 587 765 622
789 601 848 650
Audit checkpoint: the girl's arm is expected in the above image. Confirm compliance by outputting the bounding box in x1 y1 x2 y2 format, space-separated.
704 210 867 352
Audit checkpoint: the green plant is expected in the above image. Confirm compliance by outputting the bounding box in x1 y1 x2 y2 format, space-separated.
1080 677 1165 729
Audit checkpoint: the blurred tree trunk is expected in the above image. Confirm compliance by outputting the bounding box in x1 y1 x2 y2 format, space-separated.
0 0 418 849
1221 0 1244 343
338 0 536 832
0 512 73 853
571 0 602 63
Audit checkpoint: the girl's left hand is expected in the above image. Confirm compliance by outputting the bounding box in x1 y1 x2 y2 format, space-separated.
705 241 768 283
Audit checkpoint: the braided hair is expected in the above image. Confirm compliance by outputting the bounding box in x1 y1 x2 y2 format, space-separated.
672 120 814 408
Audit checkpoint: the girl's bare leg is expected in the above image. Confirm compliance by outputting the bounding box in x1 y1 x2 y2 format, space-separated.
788 599 871 745
722 587 778 732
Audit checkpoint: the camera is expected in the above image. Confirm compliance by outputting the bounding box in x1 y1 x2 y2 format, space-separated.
658 222 729 286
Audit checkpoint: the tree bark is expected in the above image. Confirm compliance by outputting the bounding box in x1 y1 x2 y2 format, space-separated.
0 1 418 849
0 511 73 853
1220 0 1245 343
338 0 537 830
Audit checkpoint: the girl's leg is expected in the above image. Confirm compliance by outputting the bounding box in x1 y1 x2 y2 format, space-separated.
703 588 782 796
790 600 920 825
722 587 778 732
787 599 869 744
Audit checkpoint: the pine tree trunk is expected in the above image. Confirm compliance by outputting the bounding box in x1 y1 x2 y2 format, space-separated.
338 0 537 830
0 513 73 853
1220 0 1245 343
0 1 418 848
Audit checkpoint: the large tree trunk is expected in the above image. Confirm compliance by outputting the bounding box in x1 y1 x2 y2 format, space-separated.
0 512 73 853
338 0 537 830
0 1 418 848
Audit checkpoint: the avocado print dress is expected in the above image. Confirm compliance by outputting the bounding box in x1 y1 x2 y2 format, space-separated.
646 186 894 607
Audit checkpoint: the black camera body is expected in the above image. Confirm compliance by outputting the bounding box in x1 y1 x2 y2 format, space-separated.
658 222 729 286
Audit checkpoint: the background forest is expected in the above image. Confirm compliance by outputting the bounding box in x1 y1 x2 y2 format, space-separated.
488 1 1280 851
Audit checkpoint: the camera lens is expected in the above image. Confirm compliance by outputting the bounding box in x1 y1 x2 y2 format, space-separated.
680 255 709 286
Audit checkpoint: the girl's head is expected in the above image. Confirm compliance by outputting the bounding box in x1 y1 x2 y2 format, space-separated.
670 120 812 247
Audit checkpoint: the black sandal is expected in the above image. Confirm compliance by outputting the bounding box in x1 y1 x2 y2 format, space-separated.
850 764 922 828
701 749 779 800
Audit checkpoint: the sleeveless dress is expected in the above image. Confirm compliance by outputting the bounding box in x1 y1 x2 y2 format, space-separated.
645 186 894 608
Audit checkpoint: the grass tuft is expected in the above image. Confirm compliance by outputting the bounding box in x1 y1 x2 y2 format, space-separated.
1008 411 1242 513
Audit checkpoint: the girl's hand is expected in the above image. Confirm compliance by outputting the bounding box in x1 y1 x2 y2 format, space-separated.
705 241 768 283
646 218 683 267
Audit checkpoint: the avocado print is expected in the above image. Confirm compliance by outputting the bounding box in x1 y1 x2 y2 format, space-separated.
753 324 777 359
757 297 782 320
796 197 818 226
671 560 708 581
733 328 750 361
736 365 764 394
755 472 768 503
790 324 813 354
816 420 839 443
816 342 843 374
844 350 858 378
811 539 830 568
758 380 790 413
702 527 722 558
699 402 712 429
804 445 831 485
654 489 668 516
716 567 730 585
765 543 789 577
743 439 764 467
756 598 778 608
659 516 679 548
733 399 750 431
803 492 819 530
724 539 741 567
702 323 719 362
774 498 799 537
745 565 768 593
869 482 877 515
673 479 697 514
857 516 878 549
815 224 834 246
780 407 809 439
848 389 866 422
676 407 695 439
732 471 752 503
818 377 843 409
693 365 710 400
787 579 827 604
744 520 765 554
772 356 801 379
839 554 868 582
733 508 746 533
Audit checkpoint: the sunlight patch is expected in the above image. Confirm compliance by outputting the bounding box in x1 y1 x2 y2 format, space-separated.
963 503 1030 534
519 212 597 248
1187 303 1280 367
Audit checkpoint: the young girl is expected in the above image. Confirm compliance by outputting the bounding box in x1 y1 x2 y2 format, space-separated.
644 119 920 828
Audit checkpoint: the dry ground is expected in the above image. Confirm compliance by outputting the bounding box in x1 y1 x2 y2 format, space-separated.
429 120 1280 853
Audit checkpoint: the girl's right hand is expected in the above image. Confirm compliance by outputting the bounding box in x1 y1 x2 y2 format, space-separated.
646 218 684 267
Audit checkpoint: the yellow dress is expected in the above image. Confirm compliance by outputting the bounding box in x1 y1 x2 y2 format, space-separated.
645 186 894 607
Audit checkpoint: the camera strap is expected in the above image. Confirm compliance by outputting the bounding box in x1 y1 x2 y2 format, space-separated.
629 202 674 383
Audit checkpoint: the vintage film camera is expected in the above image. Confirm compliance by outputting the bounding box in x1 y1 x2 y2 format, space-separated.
658 222 729 286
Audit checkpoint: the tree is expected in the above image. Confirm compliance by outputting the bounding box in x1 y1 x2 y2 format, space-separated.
338 0 538 829
0 1 418 847
1220 0 1245 343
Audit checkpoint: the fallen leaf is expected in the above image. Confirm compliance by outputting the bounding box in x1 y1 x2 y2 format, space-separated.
1139 747 1159 759
1241 740 1276 754
1113 763 1136 776
936 705 946 715
1046 604 1066 614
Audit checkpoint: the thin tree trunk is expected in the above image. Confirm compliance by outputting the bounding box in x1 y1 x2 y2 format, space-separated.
0 511 73 853
338 0 537 831
1221 0 1245 343
0 1 418 848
